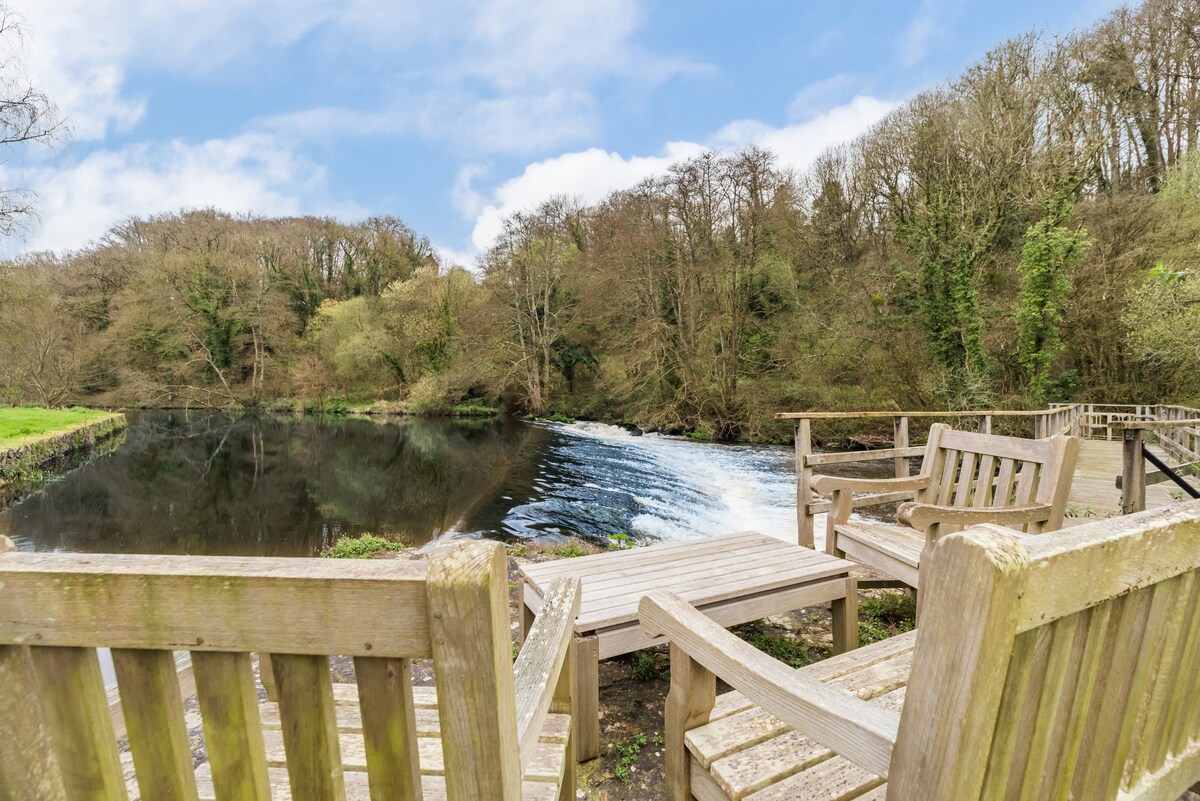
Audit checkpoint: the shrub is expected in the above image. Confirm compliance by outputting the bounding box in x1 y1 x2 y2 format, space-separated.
321 533 406 559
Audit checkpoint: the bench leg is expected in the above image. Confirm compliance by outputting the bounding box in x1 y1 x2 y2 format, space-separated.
574 635 600 761
831 576 859 654
518 579 535 646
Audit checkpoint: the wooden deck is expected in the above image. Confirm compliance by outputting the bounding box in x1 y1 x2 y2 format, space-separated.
1065 439 1192 521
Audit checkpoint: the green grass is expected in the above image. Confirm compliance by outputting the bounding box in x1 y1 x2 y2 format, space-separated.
858 590 917 646
540 538 593 558
0 407 114 449
320 533 407 559
732 621 814 668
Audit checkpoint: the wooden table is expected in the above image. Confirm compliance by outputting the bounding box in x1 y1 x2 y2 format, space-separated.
517 530 859 761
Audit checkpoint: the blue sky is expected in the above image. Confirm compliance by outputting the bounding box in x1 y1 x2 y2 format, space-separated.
7 0 1124 266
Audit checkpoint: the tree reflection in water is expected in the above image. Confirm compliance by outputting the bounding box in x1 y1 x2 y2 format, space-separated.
0 411 531 556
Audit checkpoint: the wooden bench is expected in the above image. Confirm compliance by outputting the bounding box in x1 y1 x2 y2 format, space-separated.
814 423 1079 588
0 537 579 801
518 531 858 762
641 499 1200 800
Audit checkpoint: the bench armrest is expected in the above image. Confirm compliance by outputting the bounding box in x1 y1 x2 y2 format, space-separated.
897 502 1052 531
639 590 898 778
810 474 930 496
513 577 580 769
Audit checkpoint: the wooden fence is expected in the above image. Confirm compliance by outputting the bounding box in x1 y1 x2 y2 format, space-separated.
1114 404 1200 514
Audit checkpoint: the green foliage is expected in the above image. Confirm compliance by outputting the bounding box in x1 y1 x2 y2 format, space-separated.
858 591 917 646
323 397 350 415
542 412 575 424
1015 197 1091 402
606 532 639 551
541 538 591 558
732 622 813 668
610 732 648 782
320 533 407 559
628 650 663 681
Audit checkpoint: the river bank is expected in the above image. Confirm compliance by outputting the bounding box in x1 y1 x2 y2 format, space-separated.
0 408 127 485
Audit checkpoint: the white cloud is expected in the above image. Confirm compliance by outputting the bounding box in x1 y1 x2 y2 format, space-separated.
12 1 334 140
712 96 897 172
5 133 363 255
13 0 703 153
458 95 897 258
465 141 707 252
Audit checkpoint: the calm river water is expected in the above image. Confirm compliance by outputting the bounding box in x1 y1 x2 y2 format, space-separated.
0 411 888 556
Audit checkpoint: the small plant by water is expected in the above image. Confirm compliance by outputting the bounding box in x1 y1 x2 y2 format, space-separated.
541 538 591 558
607 532 639 550
321 533 407 559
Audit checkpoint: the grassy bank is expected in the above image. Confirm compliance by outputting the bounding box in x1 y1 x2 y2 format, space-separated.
0 407 119 448
0 407 127 482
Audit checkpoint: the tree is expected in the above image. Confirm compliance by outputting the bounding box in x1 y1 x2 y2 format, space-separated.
0 9 63 234
1015 196 1091 401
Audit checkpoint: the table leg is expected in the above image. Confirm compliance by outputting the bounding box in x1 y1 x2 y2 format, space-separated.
518 579 535 646
574 635 600 761
831 575 859 654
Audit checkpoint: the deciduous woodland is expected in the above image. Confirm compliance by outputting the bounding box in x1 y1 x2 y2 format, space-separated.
1 0 1198 440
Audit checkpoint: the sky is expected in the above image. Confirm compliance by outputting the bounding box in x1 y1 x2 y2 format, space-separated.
3 0 1126 267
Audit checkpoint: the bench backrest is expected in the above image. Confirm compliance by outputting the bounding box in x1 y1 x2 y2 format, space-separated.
0 538 567 801
890 500 1200 800
914 423 1079 533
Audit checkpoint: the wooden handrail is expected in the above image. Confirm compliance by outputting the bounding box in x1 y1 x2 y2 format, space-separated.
512 577 579 771
1112 418 1200 431
776 406 1080 420
639 590 899 778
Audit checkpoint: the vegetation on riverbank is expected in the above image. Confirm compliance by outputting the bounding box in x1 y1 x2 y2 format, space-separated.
0 407 126 482
320 533 410 559
1 0 1196 443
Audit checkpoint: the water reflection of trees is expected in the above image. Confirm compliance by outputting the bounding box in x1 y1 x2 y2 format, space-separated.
1 412 529 556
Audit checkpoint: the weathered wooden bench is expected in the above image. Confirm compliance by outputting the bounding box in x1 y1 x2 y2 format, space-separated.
641 499 1200 800
0 537 579 801
815 423 1079 588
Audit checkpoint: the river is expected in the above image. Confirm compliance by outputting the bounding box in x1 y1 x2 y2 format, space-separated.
0 410 889 555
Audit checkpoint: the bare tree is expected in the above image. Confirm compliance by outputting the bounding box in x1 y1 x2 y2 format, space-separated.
0 8 64 235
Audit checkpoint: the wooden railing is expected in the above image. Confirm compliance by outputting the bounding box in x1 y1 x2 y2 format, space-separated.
1114 404 1200 514
776 405 1082 547
0 537 579 801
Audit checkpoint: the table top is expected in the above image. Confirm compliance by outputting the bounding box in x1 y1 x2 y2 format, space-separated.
519 531 854 631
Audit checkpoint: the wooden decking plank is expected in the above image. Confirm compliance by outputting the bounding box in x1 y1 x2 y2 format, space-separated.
1066 440 1188 521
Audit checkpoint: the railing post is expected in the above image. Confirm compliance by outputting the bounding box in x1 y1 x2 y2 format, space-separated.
893 415 910 478
977 415 991 435
429 541 523 800
796 419 814 548
1121 428 1146 515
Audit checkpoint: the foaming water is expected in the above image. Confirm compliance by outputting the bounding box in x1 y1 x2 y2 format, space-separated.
473 421 801 544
